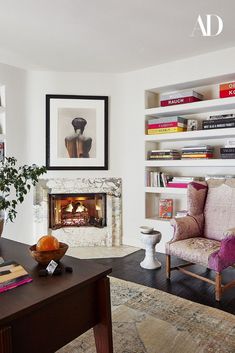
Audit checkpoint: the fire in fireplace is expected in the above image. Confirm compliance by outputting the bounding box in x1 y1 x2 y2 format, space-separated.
49 193 106 229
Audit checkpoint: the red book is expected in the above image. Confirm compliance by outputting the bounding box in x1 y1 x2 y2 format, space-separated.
220 89 235 98
167 183 188 188
148 122 186 129
160 96 201 107
159 199 173 219
220 82 235 91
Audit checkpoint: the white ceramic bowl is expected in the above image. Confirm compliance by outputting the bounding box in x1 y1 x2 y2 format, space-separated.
140 226 154 234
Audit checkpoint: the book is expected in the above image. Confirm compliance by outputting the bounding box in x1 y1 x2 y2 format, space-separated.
167 182 188 188
220 148 235 153
225 139 235 148
0 260 32 293
221 154 235 159
203 117 235 125
219 82 235 91
148 122 186 129
203 122 235 129
208 114 235 120
148 116 187 125
159 199 173 219
220 89 235 98
161 90 203 101
148 127 186 134
160 96 201 107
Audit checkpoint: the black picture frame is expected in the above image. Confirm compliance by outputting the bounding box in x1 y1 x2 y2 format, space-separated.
46 94 108 170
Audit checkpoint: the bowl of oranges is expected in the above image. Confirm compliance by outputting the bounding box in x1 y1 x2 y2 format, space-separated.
29 235 68 265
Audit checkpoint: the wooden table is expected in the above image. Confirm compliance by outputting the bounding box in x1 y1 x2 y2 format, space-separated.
0 238 113 353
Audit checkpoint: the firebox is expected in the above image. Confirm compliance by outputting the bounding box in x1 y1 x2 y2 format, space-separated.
49 193 106 229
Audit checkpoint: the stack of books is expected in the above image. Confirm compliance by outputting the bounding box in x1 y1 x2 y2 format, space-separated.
145 171 172 187
181 145 214 159
220 139 235 159
219 81 235 98
147 116 187 135
148 149 181 160
202 114 235 130
167 176 204 188
160 90 203 107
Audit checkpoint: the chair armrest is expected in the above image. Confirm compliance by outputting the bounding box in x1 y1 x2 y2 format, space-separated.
170 214 203 242
223 228 235 238
208 229 235 272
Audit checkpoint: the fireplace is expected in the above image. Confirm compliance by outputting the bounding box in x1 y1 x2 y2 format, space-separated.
49 193 106 229
34 178 122 247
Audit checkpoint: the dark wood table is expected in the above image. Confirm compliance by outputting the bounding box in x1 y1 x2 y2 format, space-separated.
0 238 113 353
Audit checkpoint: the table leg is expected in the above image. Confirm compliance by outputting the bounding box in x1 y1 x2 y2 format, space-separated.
0 327 12 353
93 277 113 353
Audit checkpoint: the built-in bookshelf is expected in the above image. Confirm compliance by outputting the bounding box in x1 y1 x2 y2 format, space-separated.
144 76 235 224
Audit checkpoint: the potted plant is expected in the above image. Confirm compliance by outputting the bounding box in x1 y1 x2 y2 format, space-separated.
0 157 46 237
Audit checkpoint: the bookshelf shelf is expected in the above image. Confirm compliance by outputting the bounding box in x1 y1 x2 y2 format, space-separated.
145 186 187 194
145 96 235 117
145 159 235 167
146 216 171 223
145 127 235 142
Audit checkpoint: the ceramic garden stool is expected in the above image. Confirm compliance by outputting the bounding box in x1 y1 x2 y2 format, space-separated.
140 230 162 269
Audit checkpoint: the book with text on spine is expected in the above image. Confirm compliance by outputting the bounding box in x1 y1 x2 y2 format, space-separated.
0 260 32 293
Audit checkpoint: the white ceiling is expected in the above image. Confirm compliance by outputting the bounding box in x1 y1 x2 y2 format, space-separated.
0 0 234 73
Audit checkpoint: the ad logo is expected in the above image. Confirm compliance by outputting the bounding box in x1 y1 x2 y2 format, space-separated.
191 15 223 37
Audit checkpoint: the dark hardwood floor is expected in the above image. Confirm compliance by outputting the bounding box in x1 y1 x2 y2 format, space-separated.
86 250 235 315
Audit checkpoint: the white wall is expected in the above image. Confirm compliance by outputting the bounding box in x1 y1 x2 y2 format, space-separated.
2 47 235 249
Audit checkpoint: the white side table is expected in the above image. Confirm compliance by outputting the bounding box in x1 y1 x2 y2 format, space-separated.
140 230 162 269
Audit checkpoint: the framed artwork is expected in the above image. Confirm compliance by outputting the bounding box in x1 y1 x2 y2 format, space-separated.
46 94 108 170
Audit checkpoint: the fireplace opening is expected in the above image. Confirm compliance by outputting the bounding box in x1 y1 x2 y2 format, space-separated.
49 193 106 229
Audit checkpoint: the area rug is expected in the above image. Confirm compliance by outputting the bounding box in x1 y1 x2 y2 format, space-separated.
57 277 235 353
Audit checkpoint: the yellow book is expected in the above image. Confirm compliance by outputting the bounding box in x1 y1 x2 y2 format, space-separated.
148 127 186 135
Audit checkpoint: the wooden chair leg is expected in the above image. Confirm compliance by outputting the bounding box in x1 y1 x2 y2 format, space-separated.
166 254 171 279
215 272 222 301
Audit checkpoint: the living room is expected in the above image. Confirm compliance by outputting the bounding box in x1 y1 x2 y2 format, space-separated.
0 1 235 353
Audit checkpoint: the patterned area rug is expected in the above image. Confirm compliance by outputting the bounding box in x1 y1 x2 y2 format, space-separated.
57 277 235 353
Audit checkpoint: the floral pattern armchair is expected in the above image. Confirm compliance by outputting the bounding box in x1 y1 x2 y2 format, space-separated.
166 179 235 301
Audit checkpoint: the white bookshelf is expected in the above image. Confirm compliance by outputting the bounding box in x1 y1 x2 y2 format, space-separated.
145 187 187 194
145 159 235 167
144 78 235 225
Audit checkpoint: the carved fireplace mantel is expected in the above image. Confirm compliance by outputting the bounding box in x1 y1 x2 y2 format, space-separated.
33 178 122 247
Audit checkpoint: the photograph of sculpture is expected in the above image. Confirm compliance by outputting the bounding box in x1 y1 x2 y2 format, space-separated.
46 95 108 170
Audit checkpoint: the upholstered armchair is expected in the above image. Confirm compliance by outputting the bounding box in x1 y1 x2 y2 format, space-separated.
166 179 235 301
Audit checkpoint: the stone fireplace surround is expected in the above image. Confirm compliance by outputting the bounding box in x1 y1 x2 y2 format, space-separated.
33 178 122 247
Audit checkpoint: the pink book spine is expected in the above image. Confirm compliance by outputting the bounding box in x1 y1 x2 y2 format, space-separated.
160 96 200 106
167 183 188 188
0 277 32 293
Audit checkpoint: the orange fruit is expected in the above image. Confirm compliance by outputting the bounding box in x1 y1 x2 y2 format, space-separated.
36 235 60 252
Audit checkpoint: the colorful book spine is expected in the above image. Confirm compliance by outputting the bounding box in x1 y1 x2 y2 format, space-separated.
148 127 186 135
167 183 188 188
160 96 201 107
181 154 213 158
148 122 186 129
220 89 235 98
219 82 235 91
